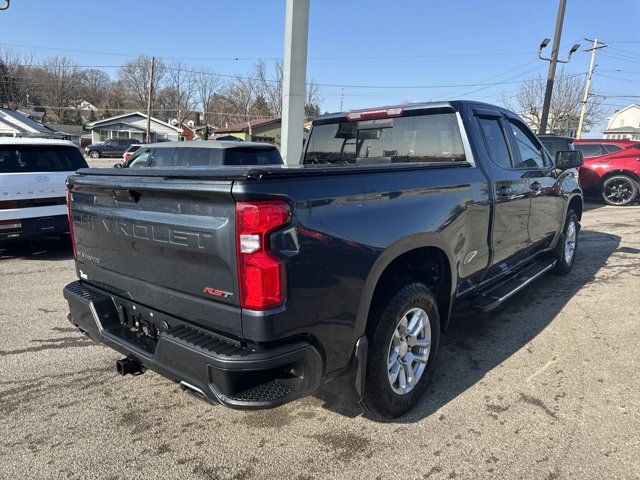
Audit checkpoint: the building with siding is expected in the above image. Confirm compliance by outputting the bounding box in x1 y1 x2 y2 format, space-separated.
86 112 183 143
603 104 640 140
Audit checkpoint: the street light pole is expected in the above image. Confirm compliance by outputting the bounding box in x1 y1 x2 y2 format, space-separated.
281 0 310 165
539 0 567 134
576 38 606 139
146 56 156 143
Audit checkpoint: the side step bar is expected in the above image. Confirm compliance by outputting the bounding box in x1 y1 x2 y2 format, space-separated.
471 260 556 312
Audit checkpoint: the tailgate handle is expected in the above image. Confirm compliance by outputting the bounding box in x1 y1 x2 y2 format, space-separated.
112 189 141 203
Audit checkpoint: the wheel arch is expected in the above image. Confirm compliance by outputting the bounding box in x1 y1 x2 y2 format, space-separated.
355 235 457 340
599 169 640 187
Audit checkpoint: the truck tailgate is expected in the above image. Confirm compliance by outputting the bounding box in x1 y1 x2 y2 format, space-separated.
68 174 241 336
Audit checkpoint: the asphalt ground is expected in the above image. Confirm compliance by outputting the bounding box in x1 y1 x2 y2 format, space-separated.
1 191 639 479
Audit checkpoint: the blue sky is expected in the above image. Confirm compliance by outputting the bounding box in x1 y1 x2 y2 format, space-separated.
1 0 639 135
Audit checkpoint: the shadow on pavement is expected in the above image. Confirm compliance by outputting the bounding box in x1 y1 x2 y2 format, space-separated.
318 229 621 421
0 235 74 261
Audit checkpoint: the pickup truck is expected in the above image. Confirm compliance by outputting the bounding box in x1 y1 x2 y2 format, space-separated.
63 101 584 418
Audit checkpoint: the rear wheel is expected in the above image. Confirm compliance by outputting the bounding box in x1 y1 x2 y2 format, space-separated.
601 175 638 206
88 150 100 159
362 282 440 418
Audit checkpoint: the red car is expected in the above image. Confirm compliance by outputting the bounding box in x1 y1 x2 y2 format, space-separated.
574 140 640 206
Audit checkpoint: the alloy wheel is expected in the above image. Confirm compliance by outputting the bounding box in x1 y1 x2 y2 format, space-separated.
604 178 634 205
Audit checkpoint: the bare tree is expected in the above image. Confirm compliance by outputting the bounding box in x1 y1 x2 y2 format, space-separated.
118 55 165 107
193 67 222 125
80 69 112 106
158 61 201 126
305 79 321 118
0 47 37 108
254 59 283 117
503 69 604 135
36 56 84 121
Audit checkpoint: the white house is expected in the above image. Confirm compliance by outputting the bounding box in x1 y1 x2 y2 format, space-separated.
86 111 183 144
0 108 58 138
603 104 640 140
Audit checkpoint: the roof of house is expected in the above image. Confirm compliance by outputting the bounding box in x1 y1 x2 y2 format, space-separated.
214 117 281 133
606 104 640 119
86 111 182 132
0 137 76 146
603 126 640 133
0 108 55 136
45 123 84 136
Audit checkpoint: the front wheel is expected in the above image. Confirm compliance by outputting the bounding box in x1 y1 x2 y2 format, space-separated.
88 150 100 159
362 282 440 419
554 209 579 275
601 175 638 206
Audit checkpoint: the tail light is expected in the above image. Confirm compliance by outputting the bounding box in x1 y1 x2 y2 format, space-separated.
235 201 291 310
346 106 404 121
66 187 77 259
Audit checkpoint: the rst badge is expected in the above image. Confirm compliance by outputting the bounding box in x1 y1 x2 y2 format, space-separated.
203 287 234 299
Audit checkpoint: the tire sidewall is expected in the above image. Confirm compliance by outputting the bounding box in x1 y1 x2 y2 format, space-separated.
555 210 579 273
364 282 440 418
601 175 638 206
89 150 100 159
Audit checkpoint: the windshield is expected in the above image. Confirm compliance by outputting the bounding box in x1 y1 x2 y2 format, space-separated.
0 145 88 173
304 112 466 165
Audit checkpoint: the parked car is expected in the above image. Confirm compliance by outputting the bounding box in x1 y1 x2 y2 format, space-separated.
573 139 635 158
577 143 640 206
84 138 139 159
0 138 87 241
64 101 583 418
538 134 576 157
122 144 142 162
120 141 283 168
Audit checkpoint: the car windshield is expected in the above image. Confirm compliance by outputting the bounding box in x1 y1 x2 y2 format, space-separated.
0 145 88 173
304 112 466 165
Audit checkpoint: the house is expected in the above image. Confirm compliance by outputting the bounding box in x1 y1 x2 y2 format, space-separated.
86 111 183 144
214 118 283 144
603 104 640 140
44 123 84 146
0 108 59 138
213 117 311 146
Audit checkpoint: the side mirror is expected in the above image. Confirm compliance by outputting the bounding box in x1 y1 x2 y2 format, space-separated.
113 163 122 168
555 150 583 170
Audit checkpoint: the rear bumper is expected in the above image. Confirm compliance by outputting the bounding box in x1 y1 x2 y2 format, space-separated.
63 280 323 409
0 214 68 241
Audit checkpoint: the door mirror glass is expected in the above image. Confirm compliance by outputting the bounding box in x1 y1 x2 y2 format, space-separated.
555 150 583 169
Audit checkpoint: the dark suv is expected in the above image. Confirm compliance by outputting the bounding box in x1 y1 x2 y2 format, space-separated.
84 139 139 159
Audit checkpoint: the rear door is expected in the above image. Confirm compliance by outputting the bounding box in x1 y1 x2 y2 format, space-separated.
69 174 242 335
474 110 531 275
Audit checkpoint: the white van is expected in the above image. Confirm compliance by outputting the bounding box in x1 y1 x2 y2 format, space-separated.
0 138 87 241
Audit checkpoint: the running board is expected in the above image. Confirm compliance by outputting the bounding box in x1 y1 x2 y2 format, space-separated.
470 260 556 312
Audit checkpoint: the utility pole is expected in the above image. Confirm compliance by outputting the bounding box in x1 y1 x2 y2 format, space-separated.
340 89 344 111
539 0 567 134
281 0 310 165
576 38 606 139
146 56 156 143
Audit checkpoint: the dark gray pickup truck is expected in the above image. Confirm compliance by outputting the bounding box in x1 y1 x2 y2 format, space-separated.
64 101 583 418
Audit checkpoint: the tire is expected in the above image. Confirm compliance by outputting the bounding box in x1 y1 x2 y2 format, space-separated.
88 150 100 159
601 175 638 206
554 209 580 275
362 282 440 419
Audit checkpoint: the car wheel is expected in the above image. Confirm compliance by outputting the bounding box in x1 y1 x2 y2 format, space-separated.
601 175 638 206
554 209 580 275
362 282 440 419
88 150 100 159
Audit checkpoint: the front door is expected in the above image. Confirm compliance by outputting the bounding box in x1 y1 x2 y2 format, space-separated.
504 118 564 249
475 111 531 278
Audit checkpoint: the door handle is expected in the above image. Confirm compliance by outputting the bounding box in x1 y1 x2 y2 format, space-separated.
530 181 542 193
497 185 513 198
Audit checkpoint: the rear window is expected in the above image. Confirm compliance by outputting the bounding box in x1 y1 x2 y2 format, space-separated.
126 146 282 168
304 112 466 165
0 145 87 173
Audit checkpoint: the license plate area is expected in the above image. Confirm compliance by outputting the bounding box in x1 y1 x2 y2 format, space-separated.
105 300 175 354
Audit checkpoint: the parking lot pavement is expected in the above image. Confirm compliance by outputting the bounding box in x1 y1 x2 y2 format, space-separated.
85 157 118 168
1 204 639 480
